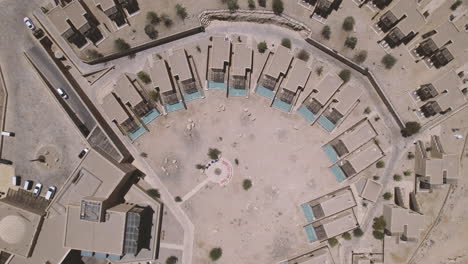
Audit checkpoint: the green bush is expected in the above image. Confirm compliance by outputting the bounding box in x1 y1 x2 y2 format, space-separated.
248 0 256 9
227 0 239 12
353 228 364 237
373 230 384 240
146 11 160 25
144 24 158 39
146 189 160 199
353 50 368 64
257 41 268 53
195 164 205 170
373 216 386 230
339 69 351 83
296 49 310 61
321 25 331 40
208 148 221 160
401 121 421 137
243 179 252 190
381 54 397 69
137 71 151 84
450 0 462 10
175 4 188 20
383 192 392 200
272 0 284 15
161 13 173 27
114 38 130 52
175 196 182 202
258 0 266 7
342 16 355 31
344 36 357 49
209 248 223 261
328 237 338 247
148 90 159 102
393 174 402 181
166 256 178 264
403 170 412 176
342 232 352 240
315 66 323 76
86 49 103 60
376 160 385 168
281 38 291 49
234 158 239 165
373 175 380 180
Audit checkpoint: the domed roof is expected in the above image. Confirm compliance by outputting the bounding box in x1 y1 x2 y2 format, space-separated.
0 215 27 244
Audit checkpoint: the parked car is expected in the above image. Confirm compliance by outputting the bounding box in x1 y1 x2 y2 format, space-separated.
56 88 68 99
1 131 15 137
78 148 89 159
0 159 13 165
23 180 33 190
23 17 35 30
12 176 21 186
45 186 57 200
33 183 42 196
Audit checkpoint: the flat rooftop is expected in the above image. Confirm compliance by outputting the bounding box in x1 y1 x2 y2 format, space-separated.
231 43 252 77
332 85 362 114
46 6 71 35
169 49 192 82
429 22 457 48
425 153 459 184
101 92 130 124
93 0 115 11
113 75 144 107
210 36 230 70
149 59 174 94
432 71 465 111
360 179 383 202
390 0 425 34
339 121 376 153
347 143 383 173
265 45 293 79
383 204 424 238
282 60 310 92
321 210 357 239
63 0 88 30
320 189 356 217
312 74 343 106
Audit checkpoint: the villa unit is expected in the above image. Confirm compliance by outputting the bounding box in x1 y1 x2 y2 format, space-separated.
301 187 356 223
149 58 184 113
207 36 231 90
356 0 392 10
272 60 310 112
229 43 253 97
312 0 341 19
383 204 424 241
317 85 362 132
169 49 203 102
359 179 382 203
304 210 358 242
255 45 293 99
330 143 383 182
93 0 127 28
47 0 104 48
297 73 343 123
414 135 459 192
322 120 377 163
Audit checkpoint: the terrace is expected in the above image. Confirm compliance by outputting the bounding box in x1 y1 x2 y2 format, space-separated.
149 59 184 113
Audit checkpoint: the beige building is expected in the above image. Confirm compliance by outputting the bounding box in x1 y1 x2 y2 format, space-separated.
360 179 382 203
273 60 310 111
207 36 231 89
301 187 356 223
229 43 252 96
383 204 425 241
305 209 358 241
149 58 184 112
414 135 459 191
169 49 202 100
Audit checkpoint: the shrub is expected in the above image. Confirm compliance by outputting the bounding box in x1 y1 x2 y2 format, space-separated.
243 179 252 190
321 25 331 40
148 90 159 102
342 232 351 240
381 54 397 69
297 49 310 61
161 14 173 27
373 230 384 240
137 71 151 84
353 50 368 64
175 4 188 20
257 41 268 53
373 216 386 230
364 107 371 114
196 45 201 52
401 121 421 137
393 174 402 181
407 152 415 160
450 0 462 10
166 256 178 264
376 160 385 168
146 189 160 199
258 0 266 7
175 196 182 202
383 192 392 200
195 164 205 170
403 170 412 176
114 38 130 52
86 49 103 60
373 175 380 181
227 0 239 12
140 152 148 158
353 228 364 237
209 248 223 261
315 66 323 76
248 0 256 9
147 11 160 25
344 36 357 49
281 38 291 49
328 238 338 247
208 148 221 160
339 69 351 83
272 0 284 15
342 16 355 31
234 158 239 165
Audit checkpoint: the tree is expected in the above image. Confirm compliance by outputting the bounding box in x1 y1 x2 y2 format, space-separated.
137 71 151 84
403 170 412 176
315 66 323 76
353 228 364 237
175 196 183 202
373 216 386 230
227 0 239 12
281 38 291 49
401 121 421 137
272 0 284 15
376 160 385 168
146 189 161 199
86 49 103 60
450 0 462 10
297 49 310 61
383 192 392 200
373 230 384 240
148 90 159 102
328 237 338 247
342 232 351 240
248 0 256 9
144 24 158 39
339 69 351 83
175 4 187 20
364 107 371 114
209 248 223 261
321 25 331 40
146 11 160 25
257 41 268 53
161 13 173 27
353 50 367 64
166 256 178 264
344 36 357 49
208 148 221 160
114 38 130 52
393 174 402 181
258 0 266 7
373 175 380 181
342 16 355 31
243 179 252 190
234 158 239 165
381 54 397 69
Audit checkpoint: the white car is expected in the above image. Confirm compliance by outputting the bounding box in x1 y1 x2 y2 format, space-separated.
45 186 57 200
33 183 42 196
23 17 35 30
56 88 68 99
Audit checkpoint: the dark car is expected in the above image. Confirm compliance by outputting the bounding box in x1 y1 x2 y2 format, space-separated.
0 159 13 165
